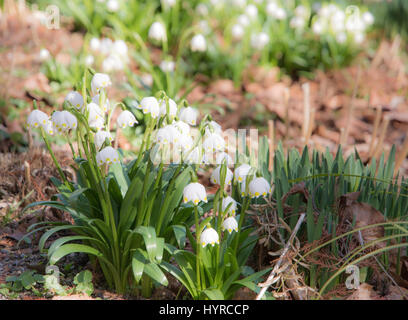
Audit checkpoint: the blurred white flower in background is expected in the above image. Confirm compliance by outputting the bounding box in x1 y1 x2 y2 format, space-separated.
250 32 269 50
232 0 246 8
231 24 244 41
107 0 119 12
39 48 50 61
140 73 153 86
92 94 110 113
196 3 209 16
336 32 347 44
160 60 175 72
90 37 101 51
148 21 167 43
245 4 258 20
190 34 207 52
237 14 250 27
84 54 95 66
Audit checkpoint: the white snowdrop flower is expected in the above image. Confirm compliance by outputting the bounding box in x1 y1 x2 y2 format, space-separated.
185 147 202 165
27 110 49 129
183 182 207 205
266 2 278 16
190 34 207 52
175 134 193 152
231 24 244 41
87 102 104 122
346 17 365 33
102 54 124 72
64 91 83 110
253 0 262 4
96 146 119 166
353 32 365 44
196 3 208 16
205 120 222 135
99 38 113 55
200 227 219 247
290 16 306 29
39 48 50 61
44 120 54 135
156 124 181 144
235 163 252 183
138 96 160 118
117 110 138 128
249 177 271 198
84 54 94 66
237 14 250 27
274 7 287 20
92 94 110 113
148 21 167 42
160 60 175 72
222 196 238 216
89 37 101 51
107 0 119 12
336 32 347 44
52 111 77 133
141 73 153 86
245 4 258 19
179 107 198 126
332 10 345 25
211 166 233 186
173 120 190 135
159 98 178 117
295 5 308 18
161 0 176 9
312 21 324 35
215 152 233 166
94 130 113 149
232 0 246 8
251 32 269 50
91 73 111 94
89 117 105 131
203 132 225 153
112 40 128 58
222 216 238 234
362 12 374 26
198 20 211 35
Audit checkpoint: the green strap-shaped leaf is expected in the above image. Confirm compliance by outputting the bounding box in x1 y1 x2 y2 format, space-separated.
49 244 103 265
172 225 186 249
144 263 168 286
202 288 224 300
132 249 148 283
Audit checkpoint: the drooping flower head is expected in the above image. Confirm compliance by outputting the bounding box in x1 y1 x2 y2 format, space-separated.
203 132 225 153
91 73 111 94
222 196 238 216
159 98 178 117
138 96 160 118
64 91 84 110
94 130 113 149
249 177 272 198
148 21 167 43
190 34 207 52
117 110 138 129
200 227 219 247
183 182 207 205
51 111 77 133
210 166 233 186
234 164 252 183
96 146 120 166
222 216 238 234
179 107 198 126
27 110 49 129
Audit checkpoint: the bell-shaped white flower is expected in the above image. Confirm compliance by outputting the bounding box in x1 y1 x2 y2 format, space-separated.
99 38 113 55
52 111 77 133
148 21 167 42
183 182 207 205
159 98 178 117
27 110 49 129
336 32 347 44
249 177 271 198
89 117 105 131
190 34 207 52
362 12 374 26
87 102 104 122
237 14 250 27
117 110 138 129
94 130 113 149
160 60 175 72
173 120 190 135
210 166 233 186
205 120 222 135
231 24 244 41
39 48 50 61
290 16 306 29
91 73 111 94
64 91 83 110
196 3 208 16
184 147 202 165
89 37 101 51
112 40 128 58
107 0 119 12
138 96 160 118
245 4 258 19
102 55 124 72
96 146 120 166
235 164 252 183
92 94 110 113
156 124 181 144
222 196 237 216
200 227 219 247
222 216 238 234
203 132 225 153
275 7 286 19
179 107 198 126
84 55 95 66
312 20 324 35
251 32 269 50
175 134 193 152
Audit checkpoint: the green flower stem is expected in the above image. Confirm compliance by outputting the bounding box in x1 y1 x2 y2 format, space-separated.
194 205 201 291
66 133 76 159
156 163 183 236
232 196 250 256
40 128 72 191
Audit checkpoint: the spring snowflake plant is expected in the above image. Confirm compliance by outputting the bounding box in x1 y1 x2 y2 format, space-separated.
23 70 271 299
